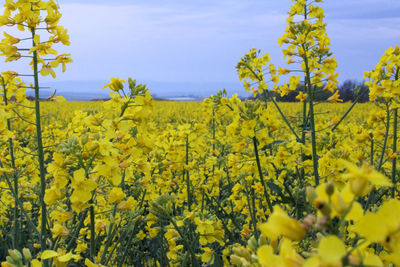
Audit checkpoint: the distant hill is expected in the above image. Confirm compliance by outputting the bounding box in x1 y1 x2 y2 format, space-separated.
25 80 249 101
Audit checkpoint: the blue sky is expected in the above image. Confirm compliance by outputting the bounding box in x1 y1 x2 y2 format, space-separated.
1 0 400 97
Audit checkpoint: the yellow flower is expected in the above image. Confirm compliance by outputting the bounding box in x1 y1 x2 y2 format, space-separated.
2 32 19 45
117 196 137 211
201 247 214 264
240 119 257 138
50 54 72 72
102 77 126 91
40 63 57 78
50 26 70 45
327 90 342 103
51 223 69 238
108 187 126 204
354 199 400 252
289 76 300 90
85 259 105 267
296 92 307 102
278 67 291 75
136 230 146 240
70 169 98 212
340 160 391 197
259 206 306 241
44 187 64 205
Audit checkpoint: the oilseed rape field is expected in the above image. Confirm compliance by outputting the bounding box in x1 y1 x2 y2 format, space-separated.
0 0 400 267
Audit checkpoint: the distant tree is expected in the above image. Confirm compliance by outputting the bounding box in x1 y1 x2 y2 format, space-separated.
252 80 369 102
338 80 369 102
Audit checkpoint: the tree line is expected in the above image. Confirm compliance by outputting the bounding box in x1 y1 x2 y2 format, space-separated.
254 80 370 102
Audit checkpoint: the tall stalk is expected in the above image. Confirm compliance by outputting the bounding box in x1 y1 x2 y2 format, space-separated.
89 204 96 260
303 4 319 186
391 68 399 197
31 27 48 253
377 104 391 171
1 77 19 249
392 108 398 198
300 99 307 182
252 136 273 212
185 135 192 211
302 52 320 185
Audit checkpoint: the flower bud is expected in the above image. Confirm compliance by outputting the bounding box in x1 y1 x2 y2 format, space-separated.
6 256 18 266
80 134 88 145
8 249 22 262
22 248 32 261
325 182 334 196
247 236 258 251
239 247 251 261
232 247 242 256
230 255 243 265
350 178 368 197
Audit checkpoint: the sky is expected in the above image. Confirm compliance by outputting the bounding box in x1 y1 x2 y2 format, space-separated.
1 0 400 97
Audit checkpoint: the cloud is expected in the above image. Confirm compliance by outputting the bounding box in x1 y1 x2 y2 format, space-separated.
0 0 399 88
52 2 287 82
325 0 400 20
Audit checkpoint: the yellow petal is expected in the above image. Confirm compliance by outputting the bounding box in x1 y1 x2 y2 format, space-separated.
41 250 58 259
31 259 42 267
364 253 383 267
346 201 363 222
318 235 346 265
257 245 275 266
353 213 387 243
57 252 73 262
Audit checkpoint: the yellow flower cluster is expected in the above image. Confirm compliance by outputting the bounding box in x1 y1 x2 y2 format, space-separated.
0 0 72 77
237 0 340 102
365 45 400 102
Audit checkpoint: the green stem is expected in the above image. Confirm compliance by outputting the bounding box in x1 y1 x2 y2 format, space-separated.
115 223 136 267
300 99 307 182
117 226 136 267
99 204 118 264
246 64 301 142
1 77 19 249
105 225 130 266
377 104 391 171
66 210 88 251
309 101 319 185
265 91 301 142
392 108 398 198
301 2 309 152
170 218 199 267
391 67 399 197
244 182 258 239
252 136 273 213
119 93 133 117
185 135 192 211
370 134 374 166
331 88 368 132
0 162 39 236
89 204 96 260
302 49 319 185
31 27 48 254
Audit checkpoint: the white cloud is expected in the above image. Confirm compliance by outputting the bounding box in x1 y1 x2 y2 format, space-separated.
0 1 399 85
